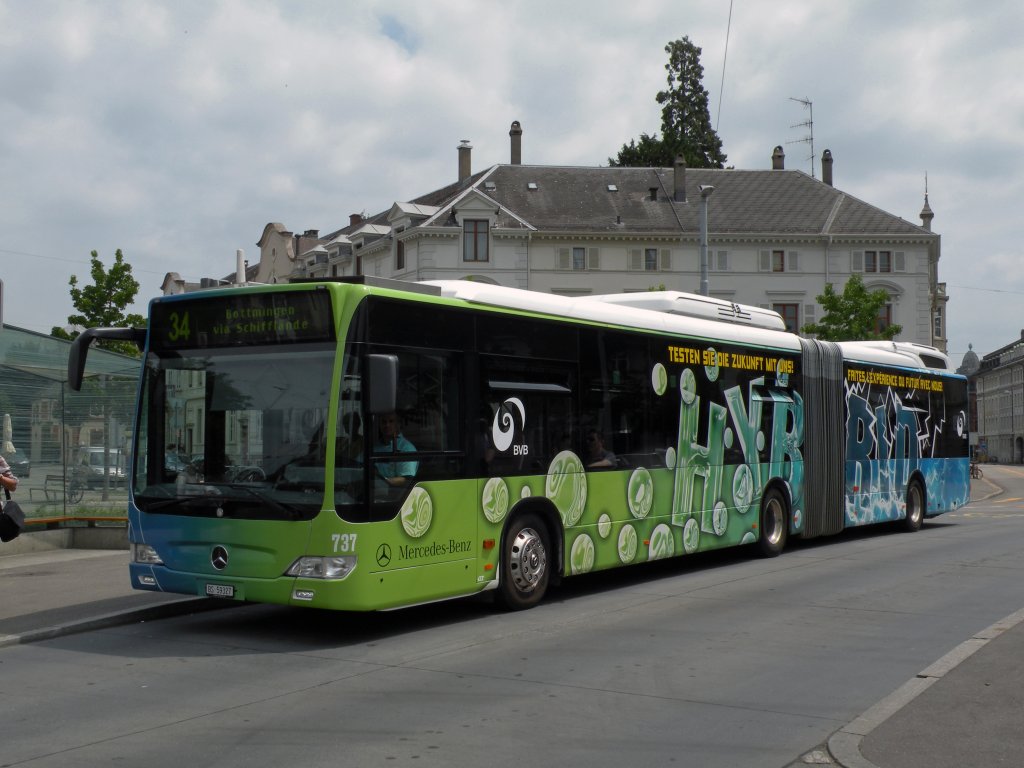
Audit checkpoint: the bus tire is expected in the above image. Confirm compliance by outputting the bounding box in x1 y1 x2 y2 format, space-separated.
757 487 788 557
498 513 550 610
902 479 925 532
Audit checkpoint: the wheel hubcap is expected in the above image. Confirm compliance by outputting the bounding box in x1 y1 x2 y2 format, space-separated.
908 486 922 523
509 527 546 593
765 498 784 545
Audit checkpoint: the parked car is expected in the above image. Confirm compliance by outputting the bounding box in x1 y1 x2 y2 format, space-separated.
2 449 30 478
165 451 189 477
74 447 127 489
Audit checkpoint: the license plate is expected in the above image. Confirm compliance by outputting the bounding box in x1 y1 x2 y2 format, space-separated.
205 583 235 598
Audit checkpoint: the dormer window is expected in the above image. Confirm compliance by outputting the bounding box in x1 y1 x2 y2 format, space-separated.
463 220 489 262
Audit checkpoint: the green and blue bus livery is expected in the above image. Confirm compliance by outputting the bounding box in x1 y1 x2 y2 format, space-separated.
68 278 970 611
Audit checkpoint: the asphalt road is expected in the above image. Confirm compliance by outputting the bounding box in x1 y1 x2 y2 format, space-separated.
2 472 1021 768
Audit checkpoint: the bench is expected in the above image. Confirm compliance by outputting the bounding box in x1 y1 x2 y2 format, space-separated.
27 474 84 503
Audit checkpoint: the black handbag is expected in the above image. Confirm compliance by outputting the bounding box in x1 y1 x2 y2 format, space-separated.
1 487 25 542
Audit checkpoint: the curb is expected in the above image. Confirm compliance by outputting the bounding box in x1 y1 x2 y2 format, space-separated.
0 597 237 649
970 474 1002 503
826 605 1024 768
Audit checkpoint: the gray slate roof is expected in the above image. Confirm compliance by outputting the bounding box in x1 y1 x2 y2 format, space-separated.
327 164 933 242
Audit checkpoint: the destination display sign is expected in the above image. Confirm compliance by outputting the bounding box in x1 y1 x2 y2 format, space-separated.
151 289 335 350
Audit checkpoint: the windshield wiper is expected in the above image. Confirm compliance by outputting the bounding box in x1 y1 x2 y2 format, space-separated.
139 493 223 513
224 483 305 520
138 484 306 519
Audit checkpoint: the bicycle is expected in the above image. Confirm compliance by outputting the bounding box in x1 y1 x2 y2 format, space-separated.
43 473 86 503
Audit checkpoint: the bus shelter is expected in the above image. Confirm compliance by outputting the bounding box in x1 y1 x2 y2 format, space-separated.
0 324 139 530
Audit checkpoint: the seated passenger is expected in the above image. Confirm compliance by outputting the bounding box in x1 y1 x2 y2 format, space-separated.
585 430 616 469
373 411 418 487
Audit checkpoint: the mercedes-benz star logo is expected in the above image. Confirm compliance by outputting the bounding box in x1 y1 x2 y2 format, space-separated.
211 546 229 570
376 543 391 568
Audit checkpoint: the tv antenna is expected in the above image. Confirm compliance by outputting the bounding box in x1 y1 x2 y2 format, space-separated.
788 97 815 177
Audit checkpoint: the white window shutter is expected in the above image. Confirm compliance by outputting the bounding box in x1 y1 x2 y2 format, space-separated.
804 304 816 325
716 250 729 271
894 251 906 272
588 247 600 270
788 251 800 271
851 251 864 272
759 250 771 271
629 248 642 271
659 248 672 270
557 247 571 270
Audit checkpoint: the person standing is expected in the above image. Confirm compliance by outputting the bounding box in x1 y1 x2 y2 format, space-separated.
0 452 24 542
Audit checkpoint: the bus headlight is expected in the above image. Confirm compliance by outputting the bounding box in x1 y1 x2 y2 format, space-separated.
131 543 164 565
286 556 357 580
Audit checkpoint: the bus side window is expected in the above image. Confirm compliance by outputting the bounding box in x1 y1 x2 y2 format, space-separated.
482 359 577 476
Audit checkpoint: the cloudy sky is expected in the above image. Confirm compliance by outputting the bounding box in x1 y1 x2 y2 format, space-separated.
2 0 1021 364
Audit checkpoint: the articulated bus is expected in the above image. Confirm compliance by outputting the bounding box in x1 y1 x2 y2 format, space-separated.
68 277 971 611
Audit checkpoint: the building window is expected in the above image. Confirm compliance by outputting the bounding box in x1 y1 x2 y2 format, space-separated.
933 308 942 339
865 250 892 273
645 248 658 271
772 303 799 333
572 247 586 271
760 249 798 272
463 220 489 262
396 239 405 271
875 303 894 335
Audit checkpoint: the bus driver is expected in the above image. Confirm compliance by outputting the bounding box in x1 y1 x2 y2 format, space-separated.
374 412 417 487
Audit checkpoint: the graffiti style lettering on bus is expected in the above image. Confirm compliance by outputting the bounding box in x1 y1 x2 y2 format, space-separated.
666 353 804 550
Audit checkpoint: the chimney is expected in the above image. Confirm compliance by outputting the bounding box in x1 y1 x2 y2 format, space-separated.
349 213 363 227
821 149 834 186
772 145 785 170
510 121 523 165
673 155 687 202
458 139 472 181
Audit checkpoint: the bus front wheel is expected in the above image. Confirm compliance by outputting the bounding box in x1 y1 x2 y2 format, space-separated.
902 480 925 532
757 488 788 557
498 513 550 610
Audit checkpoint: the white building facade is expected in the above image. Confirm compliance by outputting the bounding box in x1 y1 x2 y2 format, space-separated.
253 126 947 350
975 333 1024 463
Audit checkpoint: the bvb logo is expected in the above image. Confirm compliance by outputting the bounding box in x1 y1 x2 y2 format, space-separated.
492 397 527 454
376 543 392 567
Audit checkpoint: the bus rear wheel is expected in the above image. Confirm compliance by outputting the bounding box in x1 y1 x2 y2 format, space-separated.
902 480 925 532
498 513 550 610
757 487 788 557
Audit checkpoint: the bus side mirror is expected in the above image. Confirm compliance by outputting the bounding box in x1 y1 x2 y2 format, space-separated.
67 327 147 391
367 354 398 415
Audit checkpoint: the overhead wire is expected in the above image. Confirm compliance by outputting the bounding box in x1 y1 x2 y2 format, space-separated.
716 0 734 133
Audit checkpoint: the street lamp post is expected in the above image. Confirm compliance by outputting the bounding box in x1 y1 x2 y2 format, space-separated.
698 184 714 296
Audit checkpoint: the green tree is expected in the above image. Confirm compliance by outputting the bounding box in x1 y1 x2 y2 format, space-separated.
610 36 726 169
801 273 902 341
51 249 145 357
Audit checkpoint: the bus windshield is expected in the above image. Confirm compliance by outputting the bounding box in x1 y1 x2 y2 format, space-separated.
134 344 337 520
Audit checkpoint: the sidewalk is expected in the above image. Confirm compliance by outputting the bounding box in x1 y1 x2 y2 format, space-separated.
0 473 1018 768
799 470 1022 768
0 548 222 647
